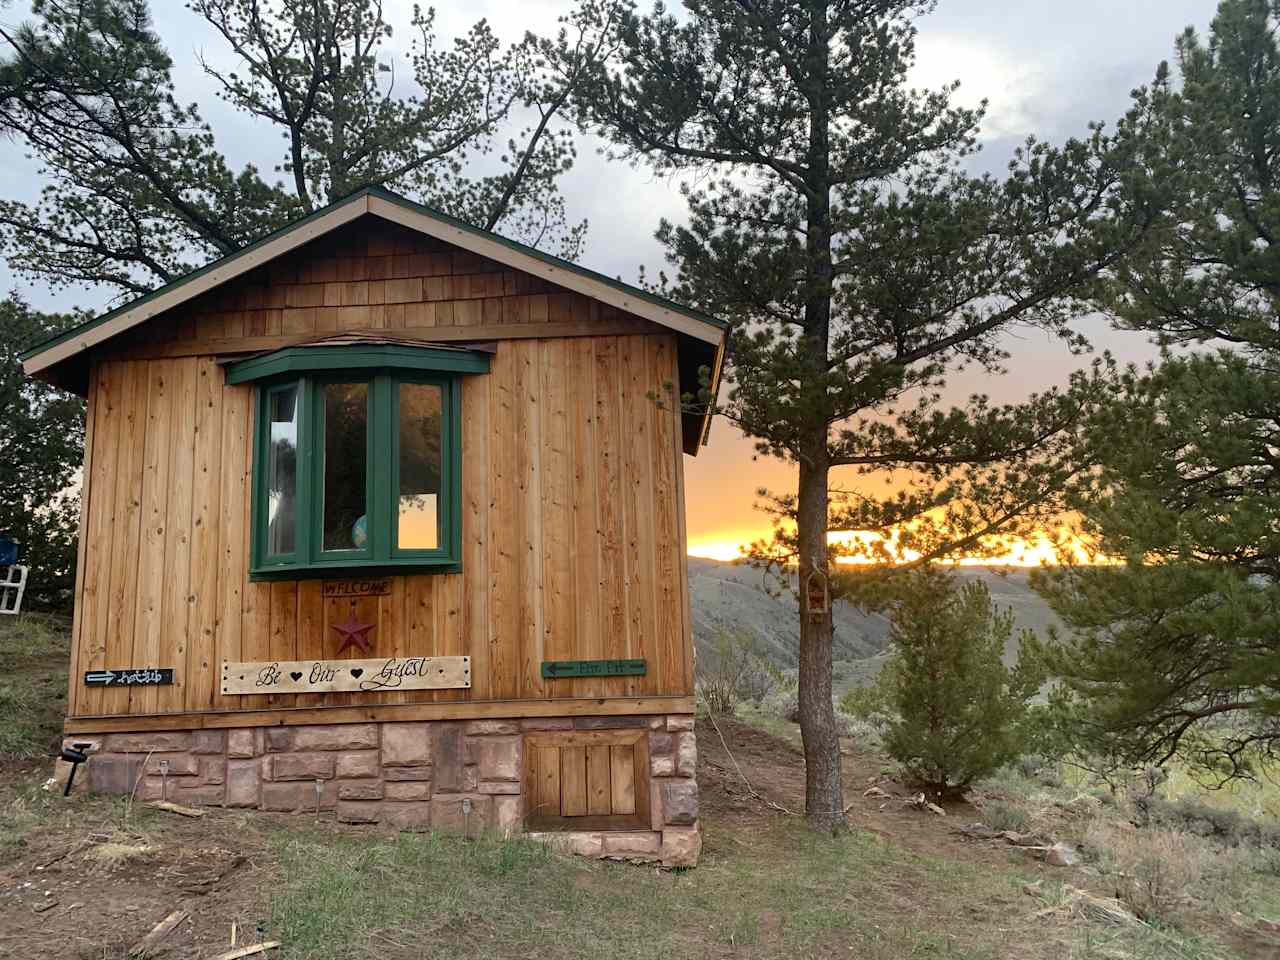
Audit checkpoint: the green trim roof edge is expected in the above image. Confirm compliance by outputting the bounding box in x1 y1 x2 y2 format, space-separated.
20 184 726 363
225 343 493 384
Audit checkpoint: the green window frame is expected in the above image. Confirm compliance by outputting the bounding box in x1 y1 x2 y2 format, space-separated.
227 345 489 579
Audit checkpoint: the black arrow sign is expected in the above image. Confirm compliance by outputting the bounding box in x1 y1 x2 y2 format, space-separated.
84 668 174 687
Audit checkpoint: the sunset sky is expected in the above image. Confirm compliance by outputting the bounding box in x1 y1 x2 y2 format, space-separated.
1 1 1213 560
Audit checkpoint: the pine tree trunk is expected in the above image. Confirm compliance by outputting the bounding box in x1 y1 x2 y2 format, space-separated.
797 454 847 832
794 0 846 835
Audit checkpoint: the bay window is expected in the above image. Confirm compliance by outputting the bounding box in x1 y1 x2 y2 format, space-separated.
226 343 489 578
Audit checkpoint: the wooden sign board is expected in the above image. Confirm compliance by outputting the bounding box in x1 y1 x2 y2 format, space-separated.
221 656 470 695
321 578 392 598
541 659 646 679
84 668 174 687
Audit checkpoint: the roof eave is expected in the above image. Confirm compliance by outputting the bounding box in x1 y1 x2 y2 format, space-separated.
21 194 373 377
21 185 727 452
22 185 725 377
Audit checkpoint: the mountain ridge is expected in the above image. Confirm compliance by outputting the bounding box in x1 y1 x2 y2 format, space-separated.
687 558 1065 678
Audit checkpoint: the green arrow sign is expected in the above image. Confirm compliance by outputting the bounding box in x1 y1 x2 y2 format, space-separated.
541 659 647 679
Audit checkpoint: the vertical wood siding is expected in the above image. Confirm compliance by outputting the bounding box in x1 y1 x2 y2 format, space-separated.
69 333 691 718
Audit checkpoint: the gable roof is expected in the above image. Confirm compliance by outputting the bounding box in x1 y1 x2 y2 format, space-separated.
24 188 727 450
21 185 726 450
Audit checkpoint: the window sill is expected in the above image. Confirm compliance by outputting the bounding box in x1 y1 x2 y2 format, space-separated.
249 560 462 582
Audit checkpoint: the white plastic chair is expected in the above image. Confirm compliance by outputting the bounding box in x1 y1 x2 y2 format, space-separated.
0 565 28 615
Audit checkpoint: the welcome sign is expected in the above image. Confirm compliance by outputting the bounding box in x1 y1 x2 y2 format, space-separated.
320 578 392 598
221 656 470 695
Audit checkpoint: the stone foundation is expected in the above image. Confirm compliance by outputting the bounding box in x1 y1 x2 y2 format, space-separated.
62 714 701 867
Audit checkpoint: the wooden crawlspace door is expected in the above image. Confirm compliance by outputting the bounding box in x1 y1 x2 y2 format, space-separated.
523 729 651 830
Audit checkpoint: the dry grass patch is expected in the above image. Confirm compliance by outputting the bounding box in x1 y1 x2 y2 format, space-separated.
1083 821 1231 922
83 841 155 865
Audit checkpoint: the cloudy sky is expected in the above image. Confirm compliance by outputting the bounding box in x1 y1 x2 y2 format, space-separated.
1 0 1219 558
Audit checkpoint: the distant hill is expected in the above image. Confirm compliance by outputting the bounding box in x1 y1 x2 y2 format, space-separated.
687 559 1066 685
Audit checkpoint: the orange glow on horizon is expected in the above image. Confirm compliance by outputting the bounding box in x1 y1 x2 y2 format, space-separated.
686 530 766 563
686 528 1094 566
680 415 1119 570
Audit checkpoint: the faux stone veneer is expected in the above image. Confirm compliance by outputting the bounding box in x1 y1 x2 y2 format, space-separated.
62 714 701 867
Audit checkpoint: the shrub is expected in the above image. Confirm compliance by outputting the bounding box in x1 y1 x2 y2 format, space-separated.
981 800 1032 834
839 673 895 728
834 711 878 742
1137 794 1280 849
755 685 797 722
1084 821 1214 921
782 692 800 723
695 629 781 715
1250 845 1280 878
846 565 1046 799
1016 754 1065 789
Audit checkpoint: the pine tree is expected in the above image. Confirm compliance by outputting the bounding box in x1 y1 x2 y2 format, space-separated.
0 297 85 607
845 566 1044 799
1032 0 1280 781
0 0 617 296
572 0 1150 830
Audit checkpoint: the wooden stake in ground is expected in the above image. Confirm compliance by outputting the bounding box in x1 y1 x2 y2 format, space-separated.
129 909 189 958
208 943 281 960
148 800 206 818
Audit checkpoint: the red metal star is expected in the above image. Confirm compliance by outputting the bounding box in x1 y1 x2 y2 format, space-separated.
331 608 376 656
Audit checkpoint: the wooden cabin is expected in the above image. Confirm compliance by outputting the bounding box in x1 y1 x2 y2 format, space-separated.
23 187 724 866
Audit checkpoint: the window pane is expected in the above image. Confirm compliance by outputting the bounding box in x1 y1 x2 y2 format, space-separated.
398 383 443 550
266 386 298 556
322 382 369 551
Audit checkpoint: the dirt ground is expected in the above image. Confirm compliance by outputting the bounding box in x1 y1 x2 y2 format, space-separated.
699 713 1015 865
698 716 1280 960
0 718 1274 959
0 720 989 959
0 759 276 958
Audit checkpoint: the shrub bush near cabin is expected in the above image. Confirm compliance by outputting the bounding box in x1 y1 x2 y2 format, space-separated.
695 628 783 715
841 565 1046 799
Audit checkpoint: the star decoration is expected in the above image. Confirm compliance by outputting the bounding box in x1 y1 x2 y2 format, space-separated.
332 608 376 656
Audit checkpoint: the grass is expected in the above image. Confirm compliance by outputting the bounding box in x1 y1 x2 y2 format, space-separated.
0 779 61 856
0 775 166 862
0 613 71 661
969 759 1280 957
0 613 71 758
254 819 1244 960
256 815 1242 960
0 678 53 757
0 609 1268 959
0 766 1243 960
1161 766 1280 821
261 819 1041 960
1074 925 1232 960
1052 754 1280 822
728 702 802 745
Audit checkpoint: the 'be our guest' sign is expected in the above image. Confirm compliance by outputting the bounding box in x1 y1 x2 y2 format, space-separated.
221 656 470 695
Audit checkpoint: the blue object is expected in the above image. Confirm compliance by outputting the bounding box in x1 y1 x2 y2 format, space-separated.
0 538 17 566
351 516 368 549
